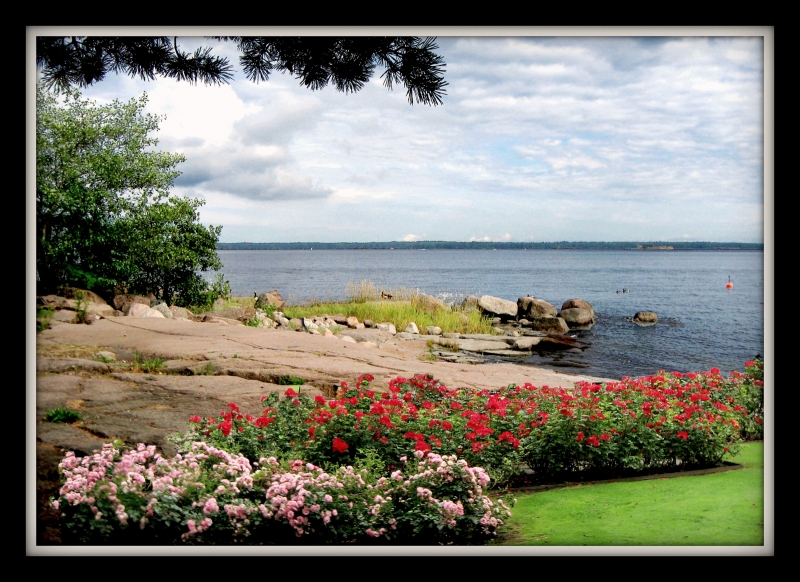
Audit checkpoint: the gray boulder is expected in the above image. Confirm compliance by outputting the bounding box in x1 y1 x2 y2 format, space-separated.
405 322 420 334
634 311 658 324
561 298 595 315
517 296 558 319
169 306 197 320
558 307 594 326
127 303 151 317
527 316 570 334
513 337 543 350
461 295 480 310
150 302 174 319
413 293 447 313
477 295 518 319
558 298 595 327
141 307 166 318
376 323 397 335
255 290 286 310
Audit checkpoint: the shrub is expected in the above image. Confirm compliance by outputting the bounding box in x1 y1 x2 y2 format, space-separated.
74 292 90 324
52 442 511 545
172 363 761 487
37 305 55 332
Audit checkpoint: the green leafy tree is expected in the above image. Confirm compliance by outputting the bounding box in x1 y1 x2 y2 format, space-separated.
36 82 222 306
36 36 448 106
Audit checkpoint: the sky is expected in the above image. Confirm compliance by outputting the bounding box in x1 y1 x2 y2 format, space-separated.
32 28 770 244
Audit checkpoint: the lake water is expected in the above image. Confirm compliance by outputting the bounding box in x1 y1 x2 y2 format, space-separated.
211 249 766 381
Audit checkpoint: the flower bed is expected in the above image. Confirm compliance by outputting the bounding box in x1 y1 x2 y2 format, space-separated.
52 358 763 544
170 359 764 486
54 442 511 545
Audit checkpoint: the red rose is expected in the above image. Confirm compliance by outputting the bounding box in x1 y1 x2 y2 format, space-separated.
332 437 349 453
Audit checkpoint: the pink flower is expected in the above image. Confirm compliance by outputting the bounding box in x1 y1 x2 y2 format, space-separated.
204 497 220 514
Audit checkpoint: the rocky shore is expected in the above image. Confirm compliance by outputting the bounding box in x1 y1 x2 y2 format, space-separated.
32 289 622 547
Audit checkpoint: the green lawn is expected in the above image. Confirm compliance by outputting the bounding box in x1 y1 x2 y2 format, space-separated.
493 442 765 546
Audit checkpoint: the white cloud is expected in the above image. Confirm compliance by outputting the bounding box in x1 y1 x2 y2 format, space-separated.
73 33 765 244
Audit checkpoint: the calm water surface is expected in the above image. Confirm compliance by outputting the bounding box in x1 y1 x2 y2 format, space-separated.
211 249 765 381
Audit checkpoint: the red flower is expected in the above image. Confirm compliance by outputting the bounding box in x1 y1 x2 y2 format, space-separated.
586 435 600 447
576 432 585 443
441 421 453 431
284 388 298 397
676 431 689 440
332 437 349 453
255 416 275 428
315 395 326 404
227 402 240 413
188 415 202 423
217 420 232 437
415 440 432 454
308 426 316 438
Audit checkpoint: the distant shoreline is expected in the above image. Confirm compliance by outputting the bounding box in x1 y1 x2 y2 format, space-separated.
216 241 763 251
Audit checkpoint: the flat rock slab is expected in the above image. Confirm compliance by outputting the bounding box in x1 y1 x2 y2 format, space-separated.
434 338 513 352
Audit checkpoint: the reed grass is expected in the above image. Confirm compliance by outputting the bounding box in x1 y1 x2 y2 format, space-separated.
282 300 494 335
345 280 419 303
214 284 496 335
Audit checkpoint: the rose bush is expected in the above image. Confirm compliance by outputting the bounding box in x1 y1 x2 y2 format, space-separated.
170 362 763 486
52 441 511 545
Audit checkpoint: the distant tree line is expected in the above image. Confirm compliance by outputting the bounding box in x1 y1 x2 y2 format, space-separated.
216 241 764 251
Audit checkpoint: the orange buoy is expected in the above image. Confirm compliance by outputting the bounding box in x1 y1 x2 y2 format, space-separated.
726 276 733 289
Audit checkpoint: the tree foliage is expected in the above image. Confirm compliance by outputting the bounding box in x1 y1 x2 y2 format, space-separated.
36 36 448 106
36 82 222 306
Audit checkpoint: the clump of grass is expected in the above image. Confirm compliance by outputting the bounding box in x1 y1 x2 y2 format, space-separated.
45 407 81 423
245 317 262 328
194 361 217 376
133 351 164 373
37 305 55 332
276 375 305 386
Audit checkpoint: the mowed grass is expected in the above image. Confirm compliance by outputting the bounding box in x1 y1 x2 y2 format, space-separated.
494 442 765 546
